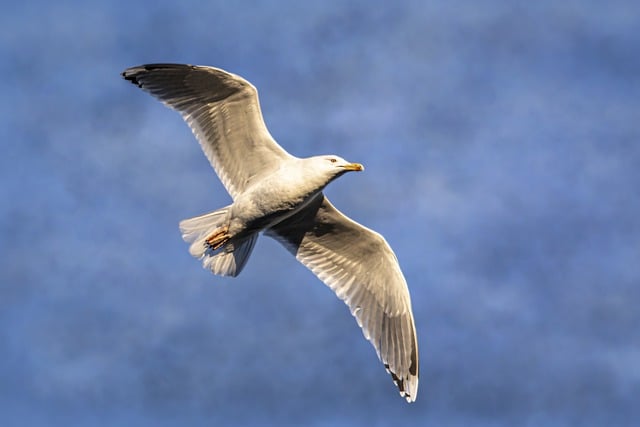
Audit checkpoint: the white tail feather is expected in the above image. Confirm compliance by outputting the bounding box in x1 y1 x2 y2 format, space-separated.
179 207 258 277
179 207 230 257
201 235 258 277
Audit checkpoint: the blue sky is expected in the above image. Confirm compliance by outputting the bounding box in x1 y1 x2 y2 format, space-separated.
1 1 639 426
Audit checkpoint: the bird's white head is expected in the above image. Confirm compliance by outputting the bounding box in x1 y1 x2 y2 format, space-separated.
315 155 365 176
297 155 364 194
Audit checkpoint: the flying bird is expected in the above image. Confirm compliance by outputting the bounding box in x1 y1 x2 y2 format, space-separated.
122 64 419 402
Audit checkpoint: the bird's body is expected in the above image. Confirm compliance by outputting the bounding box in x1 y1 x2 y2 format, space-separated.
230 156 359 234
122 64 419 402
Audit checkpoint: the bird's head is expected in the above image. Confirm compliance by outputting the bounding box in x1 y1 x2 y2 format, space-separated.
316 155 364 176
299 155 364 192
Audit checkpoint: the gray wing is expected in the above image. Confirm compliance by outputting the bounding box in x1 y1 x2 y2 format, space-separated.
122 63 293 198
265 195 419 402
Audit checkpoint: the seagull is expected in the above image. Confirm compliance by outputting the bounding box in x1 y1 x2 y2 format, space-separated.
122 64 419 402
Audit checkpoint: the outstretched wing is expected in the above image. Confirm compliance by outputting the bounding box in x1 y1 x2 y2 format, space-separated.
122 63 293 198
265 195 419 402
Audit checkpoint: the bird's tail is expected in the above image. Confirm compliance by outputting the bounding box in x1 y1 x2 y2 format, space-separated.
179 206 257 277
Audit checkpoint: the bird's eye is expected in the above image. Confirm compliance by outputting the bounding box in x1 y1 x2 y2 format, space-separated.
329 158 337 163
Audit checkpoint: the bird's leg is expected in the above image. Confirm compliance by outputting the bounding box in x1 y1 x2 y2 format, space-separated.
204 225 230 250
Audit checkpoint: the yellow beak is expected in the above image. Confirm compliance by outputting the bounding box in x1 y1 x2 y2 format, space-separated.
342 163 364 172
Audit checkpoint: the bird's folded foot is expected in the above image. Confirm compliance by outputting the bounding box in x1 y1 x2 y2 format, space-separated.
204 225 229 250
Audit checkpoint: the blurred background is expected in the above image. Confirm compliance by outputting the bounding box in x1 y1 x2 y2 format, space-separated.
1 0 639 425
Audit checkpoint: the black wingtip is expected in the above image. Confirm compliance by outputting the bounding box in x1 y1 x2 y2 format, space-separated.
121 66 146 87
121 63 197 87
384 363 414 402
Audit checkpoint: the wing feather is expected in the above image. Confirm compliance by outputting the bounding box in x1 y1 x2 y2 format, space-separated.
265 194 419 402
122 63 293 198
